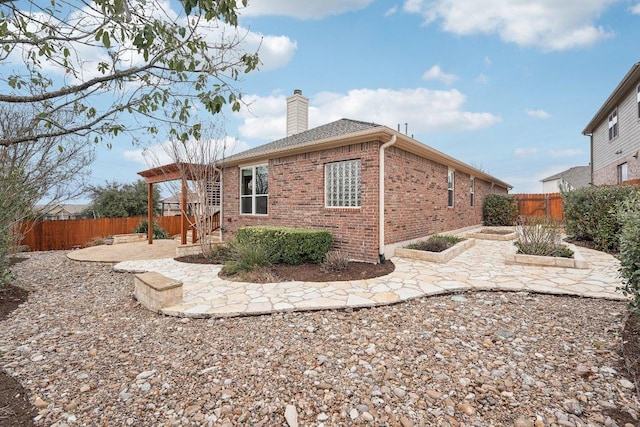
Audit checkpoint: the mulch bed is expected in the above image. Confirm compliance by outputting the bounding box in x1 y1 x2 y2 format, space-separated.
479 229 513 235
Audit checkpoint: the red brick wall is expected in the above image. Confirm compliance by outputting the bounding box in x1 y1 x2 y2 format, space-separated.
384 146 503 245
593 154 640 186
222 141 382 263
222 142 508 263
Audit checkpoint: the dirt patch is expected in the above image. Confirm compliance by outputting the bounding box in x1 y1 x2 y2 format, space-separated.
0 283 35 427
622 312 640 396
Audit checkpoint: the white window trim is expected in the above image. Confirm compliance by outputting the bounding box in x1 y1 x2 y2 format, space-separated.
470 177 475 207
618 162 628 184
325 159 361 208
447 169 455 208
239 163 268 216
608 109 618 140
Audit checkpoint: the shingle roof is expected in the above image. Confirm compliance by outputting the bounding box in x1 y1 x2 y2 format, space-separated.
541 165 590 189
224 118 381 163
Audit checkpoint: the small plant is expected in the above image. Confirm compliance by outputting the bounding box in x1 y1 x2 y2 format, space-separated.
321 250 349 272
514 216 572 257
483 194 518 226
222 240 275 276
617 193 640 313
407 234 463 252
134 220 168 240
206 243 234 264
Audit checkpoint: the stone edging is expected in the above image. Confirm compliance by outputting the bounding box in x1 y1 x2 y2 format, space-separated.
395 238 475 263
505 243 588 269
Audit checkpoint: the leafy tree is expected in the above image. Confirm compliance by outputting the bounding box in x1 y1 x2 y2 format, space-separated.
86 179 161 218
0 0 259 147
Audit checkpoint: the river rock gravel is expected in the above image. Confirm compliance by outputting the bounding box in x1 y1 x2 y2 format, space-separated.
1 251 639 426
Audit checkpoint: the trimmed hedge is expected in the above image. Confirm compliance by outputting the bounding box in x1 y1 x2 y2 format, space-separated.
562 185 639 252
617 192 640 313
483 194 518 226
236 226 333 265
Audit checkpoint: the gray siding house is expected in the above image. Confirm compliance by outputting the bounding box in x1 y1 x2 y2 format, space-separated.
583 62 640 185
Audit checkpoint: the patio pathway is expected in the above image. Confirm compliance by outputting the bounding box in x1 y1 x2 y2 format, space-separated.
113 236 626 318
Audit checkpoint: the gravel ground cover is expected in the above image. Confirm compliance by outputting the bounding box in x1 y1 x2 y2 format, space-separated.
1 251 639 427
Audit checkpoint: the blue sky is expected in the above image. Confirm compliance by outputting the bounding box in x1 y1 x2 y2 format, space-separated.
91 0 640 198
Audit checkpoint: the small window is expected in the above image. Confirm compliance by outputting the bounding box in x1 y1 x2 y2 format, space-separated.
637 85 640 118
608 109 618 140
618 162 628 184
447 169 455 207
325 159 361 207
470 177 475 207
240 164 268 215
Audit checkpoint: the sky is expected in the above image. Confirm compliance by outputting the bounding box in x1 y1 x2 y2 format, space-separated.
72 0 640 198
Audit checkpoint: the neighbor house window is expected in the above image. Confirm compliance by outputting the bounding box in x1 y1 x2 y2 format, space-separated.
240 164 268 215
325 159 361 207
637 85 640 118
470 177 475 207
618 162 628 184
447 169 455 207
608 109 618 140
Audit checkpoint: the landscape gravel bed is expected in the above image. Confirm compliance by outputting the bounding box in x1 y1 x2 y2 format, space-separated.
1 251 639 426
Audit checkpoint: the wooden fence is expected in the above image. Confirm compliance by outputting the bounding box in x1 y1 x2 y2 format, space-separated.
513 193 564 220
20 216 192 251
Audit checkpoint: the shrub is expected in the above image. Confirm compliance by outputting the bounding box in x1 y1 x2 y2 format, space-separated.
321 250 349 272
483 194 518 226
514 216 572 257
236 226 333 265
562 185 639 252
617 192 640 313
207 243 235 264
222 240 274 275
407 234 463 252
134 220 168 240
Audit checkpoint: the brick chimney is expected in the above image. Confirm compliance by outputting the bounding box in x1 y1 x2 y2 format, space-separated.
286 89 308 136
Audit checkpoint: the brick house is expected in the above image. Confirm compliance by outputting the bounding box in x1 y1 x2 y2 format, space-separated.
583 62 640 185
220 90 511 264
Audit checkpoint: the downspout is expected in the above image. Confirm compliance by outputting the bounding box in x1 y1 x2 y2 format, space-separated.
219 167 223 242
378 134 397 264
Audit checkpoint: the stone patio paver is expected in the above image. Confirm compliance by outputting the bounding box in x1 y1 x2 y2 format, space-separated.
113 237 626 318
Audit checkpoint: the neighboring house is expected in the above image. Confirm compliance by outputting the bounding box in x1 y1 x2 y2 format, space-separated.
37 204 87 220
583 62 640 185
219 90 511 263
540 166 590 193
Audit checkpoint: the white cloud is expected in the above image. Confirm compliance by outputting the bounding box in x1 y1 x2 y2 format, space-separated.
240 0 373 19
483 56 492 66
385 6 399 16
475 73 489 84
402 0 615 51
549 149 584 157
422 65 458 85
630 3 640 14
525 108 551 119
236 87 501 141
515 147 539 158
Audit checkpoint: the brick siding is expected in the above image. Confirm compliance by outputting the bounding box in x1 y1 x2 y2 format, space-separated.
222 141 508 263
593 153 640 186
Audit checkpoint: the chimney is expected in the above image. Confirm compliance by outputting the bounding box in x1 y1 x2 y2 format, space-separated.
286 89 308 136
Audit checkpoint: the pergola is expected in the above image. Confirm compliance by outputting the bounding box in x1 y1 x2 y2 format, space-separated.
137 162 217 245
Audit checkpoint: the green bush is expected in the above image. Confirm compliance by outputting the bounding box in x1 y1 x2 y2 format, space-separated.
236 226 333 265
562 185 639 252
617 193 640 313
407 234 464 252
483 194 518 226
134 220 168 240
222 240 274 275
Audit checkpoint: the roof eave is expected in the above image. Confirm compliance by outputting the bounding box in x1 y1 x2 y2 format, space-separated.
582 62 640 135
222 126 512 190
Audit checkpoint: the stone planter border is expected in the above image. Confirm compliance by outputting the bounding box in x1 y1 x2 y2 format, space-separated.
466 227 516 241
505 243 588 269
395 238 475 263
112 233 146 244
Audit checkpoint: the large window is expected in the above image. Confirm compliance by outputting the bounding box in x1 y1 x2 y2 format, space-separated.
608 109 618 140
447 169 455 208
325 159 361 207
240 164 268 215
618 162 628 184
470 177 475 207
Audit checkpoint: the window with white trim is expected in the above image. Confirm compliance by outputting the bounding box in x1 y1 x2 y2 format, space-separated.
240 164 268 215
608 109 618 140
618 162 628 184
470 177 475 207
637 85 640 118
325 159 361 208
447 169 455 208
